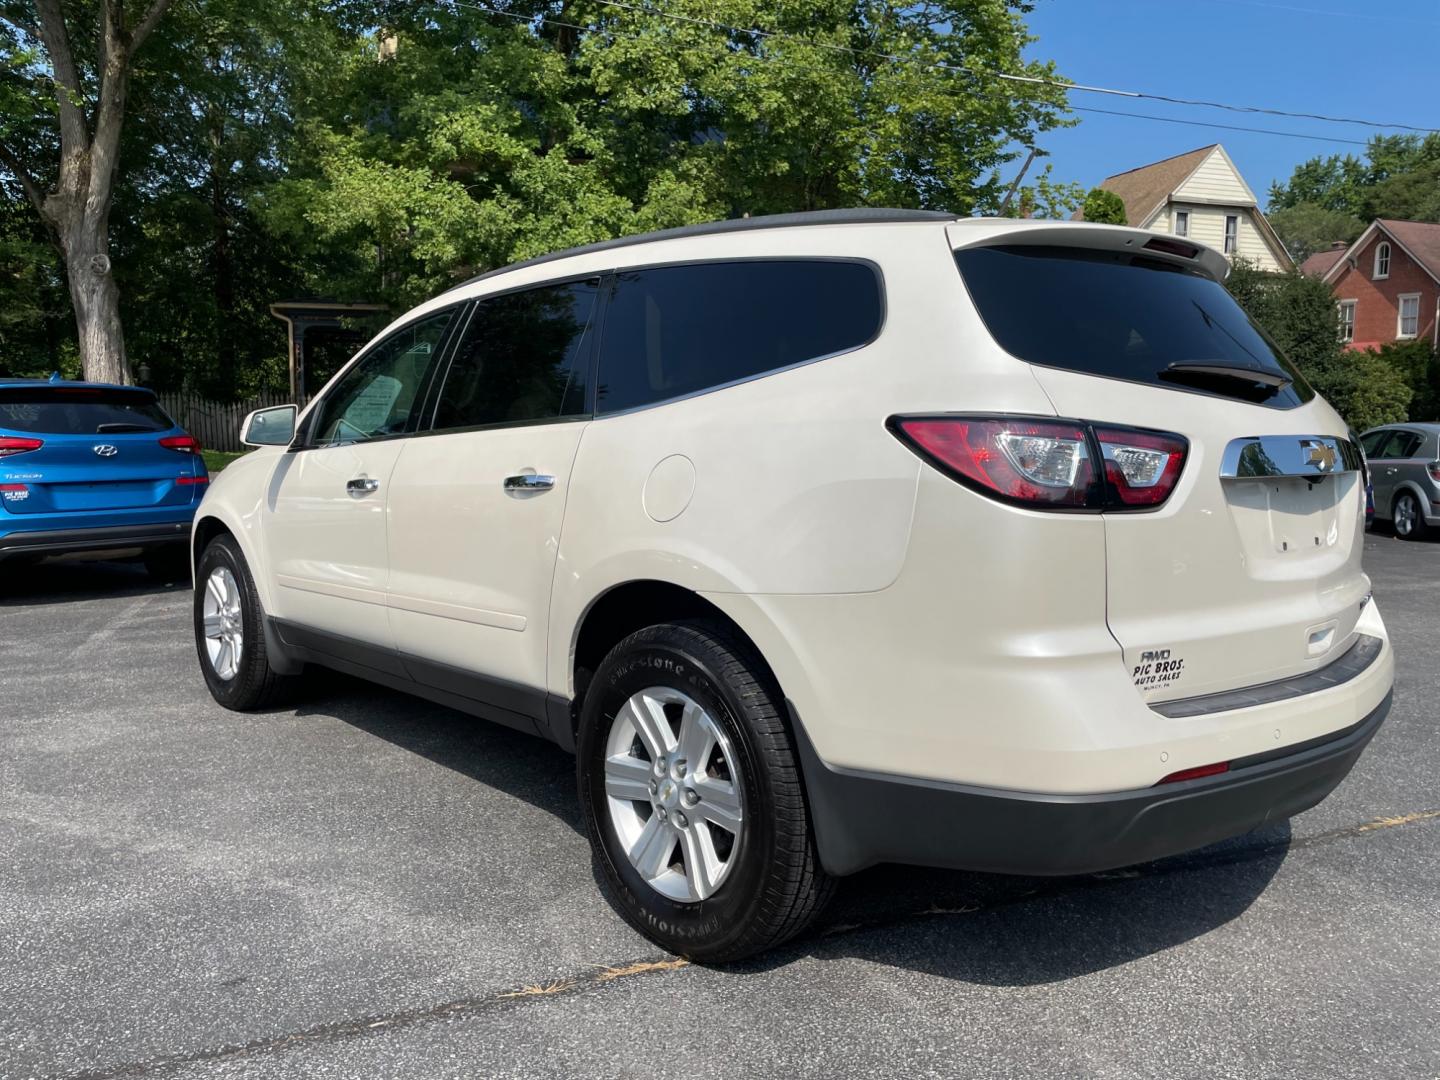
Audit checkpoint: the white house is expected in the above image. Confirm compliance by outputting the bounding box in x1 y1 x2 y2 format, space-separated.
1081 144 1293 272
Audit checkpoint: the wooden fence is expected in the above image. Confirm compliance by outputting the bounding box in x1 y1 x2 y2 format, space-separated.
156 390 293 453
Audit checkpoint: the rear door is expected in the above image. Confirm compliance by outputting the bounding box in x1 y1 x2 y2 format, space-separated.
1369 428 1424 515
953 237 1370 702
386 278 599 701
0 385 201 516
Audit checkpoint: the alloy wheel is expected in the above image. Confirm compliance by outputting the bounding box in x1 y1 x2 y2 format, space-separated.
1395 495 1417 537
201 567 244 680
603 686 745 902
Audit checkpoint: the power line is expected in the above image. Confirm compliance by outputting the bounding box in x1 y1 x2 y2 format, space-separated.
1073 106 1371 147
581 0 1439 134
1205 0 1440 25
437 0 1413 148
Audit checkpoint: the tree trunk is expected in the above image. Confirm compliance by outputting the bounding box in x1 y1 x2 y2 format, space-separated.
62 228 129 385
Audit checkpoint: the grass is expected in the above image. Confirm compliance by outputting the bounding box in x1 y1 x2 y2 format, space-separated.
202 449 248 473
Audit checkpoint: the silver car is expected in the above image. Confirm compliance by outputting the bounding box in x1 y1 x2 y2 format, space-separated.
1361 423 1440 539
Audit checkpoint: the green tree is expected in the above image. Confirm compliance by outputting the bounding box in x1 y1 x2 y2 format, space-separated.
1080 187 1126 225
265 1 1077 311
0 0 178 384
1224 259 1413 429
1340 349 1413 431
1268 202 1363 263
1269 134 1440 223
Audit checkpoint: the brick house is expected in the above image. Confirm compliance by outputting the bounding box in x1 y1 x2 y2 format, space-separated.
1302 219 1440 350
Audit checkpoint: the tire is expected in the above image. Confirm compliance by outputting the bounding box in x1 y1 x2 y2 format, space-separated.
143 544 191 583
1392 491 1428 541
577 619 833 962
193 534 295 709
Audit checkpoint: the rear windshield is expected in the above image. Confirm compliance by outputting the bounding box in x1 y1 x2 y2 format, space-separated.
0 387 174 434
954 245 1313 408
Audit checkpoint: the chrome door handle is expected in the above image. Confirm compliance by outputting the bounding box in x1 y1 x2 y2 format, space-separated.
346 476 380 495
504 473 555 492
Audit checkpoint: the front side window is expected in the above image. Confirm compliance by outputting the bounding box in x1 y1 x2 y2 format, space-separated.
1337 301 1356 344
1173 210 1190 238
1398 294 1420 338
1374 243 1391 280
433 280 598 431
1223 215 1239 255
312 310 453 446
954 244 1314 409
594 260 883 414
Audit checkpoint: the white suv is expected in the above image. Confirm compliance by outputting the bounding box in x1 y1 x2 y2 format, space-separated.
192 210 1394 961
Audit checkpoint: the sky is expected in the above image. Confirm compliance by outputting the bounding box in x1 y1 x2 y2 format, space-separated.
1021 0 1440 208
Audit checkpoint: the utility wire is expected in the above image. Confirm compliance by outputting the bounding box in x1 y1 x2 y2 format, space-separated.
581 0 1439 134
1073 106 1371 147
437 0 1417 147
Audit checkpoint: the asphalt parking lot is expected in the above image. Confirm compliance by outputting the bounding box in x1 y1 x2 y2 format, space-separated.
2 534 1439 1080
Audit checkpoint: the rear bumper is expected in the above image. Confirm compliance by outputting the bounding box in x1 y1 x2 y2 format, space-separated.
0 520 192 560
794 691 1391 877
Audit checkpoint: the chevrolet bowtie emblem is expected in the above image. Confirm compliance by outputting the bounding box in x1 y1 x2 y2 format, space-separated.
1301 439 1336 473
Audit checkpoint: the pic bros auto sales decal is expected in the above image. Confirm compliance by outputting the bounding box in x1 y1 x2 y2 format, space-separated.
1133 648 1184 691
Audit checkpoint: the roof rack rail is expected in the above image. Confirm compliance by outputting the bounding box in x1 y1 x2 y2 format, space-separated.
444 208 958 294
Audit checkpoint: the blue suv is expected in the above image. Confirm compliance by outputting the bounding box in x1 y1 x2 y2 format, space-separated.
0 376 207 575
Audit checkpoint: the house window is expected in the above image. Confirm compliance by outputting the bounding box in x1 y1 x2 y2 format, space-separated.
1174 210 1190 237
1374 242 1391 279
1223 215 1239 254
1337 301 1356 344
1398 294 1420 339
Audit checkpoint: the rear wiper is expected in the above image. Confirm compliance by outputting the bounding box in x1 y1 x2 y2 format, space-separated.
1162 360 1292 390
95 422 153 433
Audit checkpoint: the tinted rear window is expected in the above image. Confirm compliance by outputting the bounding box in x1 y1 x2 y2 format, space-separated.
954 245 1313 408
0 387 174 434
595 260 883 414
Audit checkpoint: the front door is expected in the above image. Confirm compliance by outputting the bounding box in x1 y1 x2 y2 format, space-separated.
386 278 600 701
264 308 456 646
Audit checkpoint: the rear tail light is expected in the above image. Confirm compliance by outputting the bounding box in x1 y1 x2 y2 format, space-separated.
159 434 202 454
0 436 44 458
1428 462 1440 483
888 415 1187 511
177 475 208 485
1094 427 1188 507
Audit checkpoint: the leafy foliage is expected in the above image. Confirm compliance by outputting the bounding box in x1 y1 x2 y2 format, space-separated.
1080 187 1126 225
1224 259 1416 430
2 0 1079 396
1267 202 1363 263
1269 134 1440 223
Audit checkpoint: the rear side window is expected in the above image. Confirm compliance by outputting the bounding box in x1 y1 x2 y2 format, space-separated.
954 245 1314 409
433 280 598 431
1375 430 1423 459
0 387 173 434
595 260 883 414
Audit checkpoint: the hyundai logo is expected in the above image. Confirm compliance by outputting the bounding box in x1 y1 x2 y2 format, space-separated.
93 444 118 458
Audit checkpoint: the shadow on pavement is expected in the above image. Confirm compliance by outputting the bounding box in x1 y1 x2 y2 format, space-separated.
302 664 1290 986
793 823 1289 985
302 667 586 834
0 554 184 606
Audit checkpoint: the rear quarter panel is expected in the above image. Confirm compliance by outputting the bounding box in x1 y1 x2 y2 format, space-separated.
546 222 1059 698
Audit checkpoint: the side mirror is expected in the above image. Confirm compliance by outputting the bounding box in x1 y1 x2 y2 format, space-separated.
241 404 298 448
